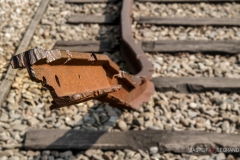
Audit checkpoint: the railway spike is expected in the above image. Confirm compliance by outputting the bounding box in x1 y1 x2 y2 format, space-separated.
11 48 154 110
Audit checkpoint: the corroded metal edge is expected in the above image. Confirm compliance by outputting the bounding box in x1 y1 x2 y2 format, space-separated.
50 85 122 109
11 48 62 69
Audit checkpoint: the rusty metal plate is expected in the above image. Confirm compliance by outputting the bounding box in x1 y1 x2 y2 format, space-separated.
11 48 154 110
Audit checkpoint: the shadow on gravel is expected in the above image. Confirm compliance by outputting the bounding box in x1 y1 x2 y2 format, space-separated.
24 102 124 159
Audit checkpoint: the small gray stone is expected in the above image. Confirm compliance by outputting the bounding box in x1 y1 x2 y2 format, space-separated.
92 112 101 125
145 120 153 128
31 107 42 114
11 124 28 131
133 117 144 126
0 156 8 160
48 156 54 160
85 149 98 157
0 132 10 141
8 156 20 160
103 151 114 160
42 150 50 155
0 114 8 122
41 155 48 160
92 154 104 160
2 143 22 149
117 120 128 131
151 153 162 159
222 121 230 133
124 149 135 159
189 102 197 109
76 154 89 160
50 151 59 157
226 154 235 160
60 151 72 158
204 110 216 117
116 150 125 159
138 149 150 159
0 122 10 129
100 116 109 124
0 150 13 157
220 102 227 110
26 150 37 157
164 123 173 130
213 67 222 76
188 110 198 118
68 156 76 160
204 120 211 130
216 153 226 160
180 118 189 127
105 116 118 126
149 146 158 154
27 117 39 126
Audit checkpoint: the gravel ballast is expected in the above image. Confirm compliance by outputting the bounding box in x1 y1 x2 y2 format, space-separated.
0 0 41 86
1 0 240 160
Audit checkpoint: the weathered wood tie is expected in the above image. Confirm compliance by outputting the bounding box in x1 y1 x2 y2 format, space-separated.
67 15 119 24
54 40 240 54
152 77 240 93
25 129 240 153
137 17 240 26
67 15 240 27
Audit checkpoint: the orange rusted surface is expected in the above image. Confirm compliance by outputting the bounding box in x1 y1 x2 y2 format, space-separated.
11 48 154 110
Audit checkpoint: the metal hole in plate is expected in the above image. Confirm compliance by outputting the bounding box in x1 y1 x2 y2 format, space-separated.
42 76 47 85
78 75 81 79
55 75 61 87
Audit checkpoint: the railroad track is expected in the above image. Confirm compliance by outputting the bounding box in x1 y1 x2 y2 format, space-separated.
1 0 240 158
54 0 240 95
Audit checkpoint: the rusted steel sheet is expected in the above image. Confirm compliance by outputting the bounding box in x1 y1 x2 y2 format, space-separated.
11 48 154 110
120 0 153 81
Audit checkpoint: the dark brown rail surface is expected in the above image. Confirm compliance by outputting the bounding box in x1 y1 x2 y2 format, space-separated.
0 0 50 107
120 0 153 80
54 40 240 54
152 77 240 93
25 129 240 153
